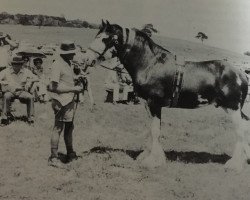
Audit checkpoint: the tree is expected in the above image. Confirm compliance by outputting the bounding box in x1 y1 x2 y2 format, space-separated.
195 32 208 43
38 15 44 28
244 51 250 56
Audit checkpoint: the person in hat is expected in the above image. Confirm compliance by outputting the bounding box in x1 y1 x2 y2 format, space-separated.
0 33 18 71
47 40 83 168
0 55 38 125
30 58 49 102
22 56 31 70
141 24 158 38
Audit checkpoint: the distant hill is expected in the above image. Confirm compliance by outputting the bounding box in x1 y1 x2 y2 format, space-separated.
0 12 99 29
153 35 250 70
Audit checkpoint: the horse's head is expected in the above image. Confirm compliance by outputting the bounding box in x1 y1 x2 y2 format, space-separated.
83 20 124 66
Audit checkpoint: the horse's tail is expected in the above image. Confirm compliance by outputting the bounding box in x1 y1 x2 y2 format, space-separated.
240 72 249 120
241 110 250 121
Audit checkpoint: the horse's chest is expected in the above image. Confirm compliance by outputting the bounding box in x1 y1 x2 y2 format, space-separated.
135 69 173 98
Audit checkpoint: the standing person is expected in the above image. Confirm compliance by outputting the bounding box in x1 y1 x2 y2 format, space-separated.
0 55 38 125
47 41 83 167
0 33 18 71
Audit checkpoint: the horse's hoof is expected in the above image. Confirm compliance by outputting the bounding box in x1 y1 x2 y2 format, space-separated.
224 159 244 173
136 150 149 162
140 155 166 169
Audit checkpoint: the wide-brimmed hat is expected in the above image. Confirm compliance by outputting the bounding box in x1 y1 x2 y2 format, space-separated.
11 55 25 65
58 40 77 55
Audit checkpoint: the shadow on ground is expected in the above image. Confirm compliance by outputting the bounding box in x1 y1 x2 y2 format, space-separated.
84 146 231 164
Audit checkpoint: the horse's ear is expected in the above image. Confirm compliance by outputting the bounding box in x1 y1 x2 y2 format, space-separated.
106 20 111 27
101 19 106 28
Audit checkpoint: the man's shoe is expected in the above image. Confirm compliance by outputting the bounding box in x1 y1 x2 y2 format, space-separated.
1 118 9 126
27 116 34 124
48 156 63 168
67 151 78 162
7 113 15 121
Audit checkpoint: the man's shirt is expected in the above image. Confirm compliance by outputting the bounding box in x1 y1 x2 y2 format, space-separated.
0 45 10 69
50 56 75 106
0 66 38 90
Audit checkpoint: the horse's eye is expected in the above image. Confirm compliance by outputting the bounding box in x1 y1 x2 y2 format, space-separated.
102 38 108 43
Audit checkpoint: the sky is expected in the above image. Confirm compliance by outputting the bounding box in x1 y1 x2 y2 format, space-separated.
1 0 250 54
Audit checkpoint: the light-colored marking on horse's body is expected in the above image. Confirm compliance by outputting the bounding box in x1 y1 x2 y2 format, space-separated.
236 74 242 85
222 85 229 95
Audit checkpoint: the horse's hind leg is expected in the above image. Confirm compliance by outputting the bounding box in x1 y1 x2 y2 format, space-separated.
225 108 250 172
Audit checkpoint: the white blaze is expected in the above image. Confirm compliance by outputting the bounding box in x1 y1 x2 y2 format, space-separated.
89 33 109 55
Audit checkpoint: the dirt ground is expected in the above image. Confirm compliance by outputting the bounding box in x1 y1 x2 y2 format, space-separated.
1 25 250 200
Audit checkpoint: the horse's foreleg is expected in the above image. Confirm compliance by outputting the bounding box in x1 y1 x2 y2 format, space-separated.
225 109 250 172
138 102 166 168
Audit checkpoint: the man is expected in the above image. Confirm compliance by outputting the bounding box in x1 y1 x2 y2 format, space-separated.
0 55 38 125
105 58 134 104
48 41 83 167
141 24 158 38
0 33 18 71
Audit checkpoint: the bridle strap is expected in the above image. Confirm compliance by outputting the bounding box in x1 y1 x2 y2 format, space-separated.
88 47 104 57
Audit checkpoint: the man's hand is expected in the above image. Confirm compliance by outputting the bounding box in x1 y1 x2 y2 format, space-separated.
73 86 83 93
24 82 32 92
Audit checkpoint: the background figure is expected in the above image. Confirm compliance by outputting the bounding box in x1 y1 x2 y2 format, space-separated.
141 24 158 38
73 51 95 110
0 55 38 125
0 33 18 71
22 56 31 70
105 60 134 104
30 57 49 102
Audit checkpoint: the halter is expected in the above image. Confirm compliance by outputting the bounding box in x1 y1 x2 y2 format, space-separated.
88 47 107 60
87 27 136 62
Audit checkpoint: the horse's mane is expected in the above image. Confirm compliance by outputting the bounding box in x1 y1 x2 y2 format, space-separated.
107 23 172 56
134 29 171 55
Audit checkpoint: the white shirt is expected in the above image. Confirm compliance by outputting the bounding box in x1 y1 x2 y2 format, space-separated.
0 45 10 68
50 56 75 106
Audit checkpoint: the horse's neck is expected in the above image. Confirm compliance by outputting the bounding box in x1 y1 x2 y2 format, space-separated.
118 36 174 79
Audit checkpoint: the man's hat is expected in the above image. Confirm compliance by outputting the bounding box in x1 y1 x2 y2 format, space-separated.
11 55 25 65
58 40 77 55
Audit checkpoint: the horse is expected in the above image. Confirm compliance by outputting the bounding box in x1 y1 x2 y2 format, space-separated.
82 20 250 172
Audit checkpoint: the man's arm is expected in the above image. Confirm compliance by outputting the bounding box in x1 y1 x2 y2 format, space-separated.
5 37 18 49
49 81 82 94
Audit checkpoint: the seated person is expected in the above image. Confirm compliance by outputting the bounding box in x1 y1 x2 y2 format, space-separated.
0 55 38 125
30 57 49 102
105 58 134 104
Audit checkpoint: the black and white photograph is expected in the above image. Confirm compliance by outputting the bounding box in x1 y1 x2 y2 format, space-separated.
0 0 250 199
